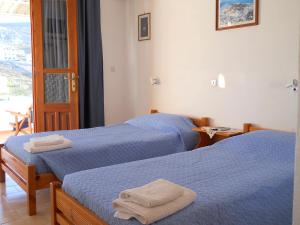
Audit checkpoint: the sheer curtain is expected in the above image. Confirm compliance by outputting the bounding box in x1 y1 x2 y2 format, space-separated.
43 0 68 68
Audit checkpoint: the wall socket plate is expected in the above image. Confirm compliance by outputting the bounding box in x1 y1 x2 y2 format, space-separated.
211 79 217 87
150 77 161 85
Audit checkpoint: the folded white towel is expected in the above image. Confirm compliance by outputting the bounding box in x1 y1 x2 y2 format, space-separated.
113 187 197 225
30 135 64 147
24 138 72 153
119 179 184 208
113 188 197 224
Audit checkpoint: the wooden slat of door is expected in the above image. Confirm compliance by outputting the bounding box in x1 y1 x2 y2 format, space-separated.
45 113 55 131
59 113 70 130
44 112 71 131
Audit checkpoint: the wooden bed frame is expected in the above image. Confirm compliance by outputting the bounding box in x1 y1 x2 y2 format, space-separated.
50 123 266 225
0 109 209 216
243 123 268 132
0 147 58 216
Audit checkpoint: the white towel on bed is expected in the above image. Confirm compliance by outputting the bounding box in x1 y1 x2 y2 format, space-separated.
24 138 72 153
119 179 184 207
30 135 64 147
113 187 197 225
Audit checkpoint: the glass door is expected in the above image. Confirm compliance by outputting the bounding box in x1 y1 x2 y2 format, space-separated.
31 0 79 132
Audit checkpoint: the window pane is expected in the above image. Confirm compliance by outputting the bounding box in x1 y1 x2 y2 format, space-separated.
42 0 68 68
44 73 69 103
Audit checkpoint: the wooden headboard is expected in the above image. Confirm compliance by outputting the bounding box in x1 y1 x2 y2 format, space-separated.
150 109 210 128
243 123 269 133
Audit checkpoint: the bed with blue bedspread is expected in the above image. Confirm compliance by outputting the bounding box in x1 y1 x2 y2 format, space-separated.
63 130 295 225
4 113 199 180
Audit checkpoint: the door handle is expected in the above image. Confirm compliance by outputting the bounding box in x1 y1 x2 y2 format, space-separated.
70 73 78 92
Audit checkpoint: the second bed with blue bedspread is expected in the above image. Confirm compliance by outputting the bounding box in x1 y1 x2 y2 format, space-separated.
63 130 295 225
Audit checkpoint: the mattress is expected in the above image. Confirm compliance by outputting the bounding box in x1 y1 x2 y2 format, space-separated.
63 130 295 225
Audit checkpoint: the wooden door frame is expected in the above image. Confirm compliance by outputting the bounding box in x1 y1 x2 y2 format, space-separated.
30 0 79 133
30 0 38 133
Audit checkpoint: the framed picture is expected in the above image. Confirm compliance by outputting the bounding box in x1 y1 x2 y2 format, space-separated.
138 13 151 41
216 0 259 31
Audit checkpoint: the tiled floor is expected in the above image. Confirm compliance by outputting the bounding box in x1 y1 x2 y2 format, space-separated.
0 175 51 225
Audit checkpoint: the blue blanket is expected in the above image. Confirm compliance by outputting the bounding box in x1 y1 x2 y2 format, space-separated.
63 131 295 225
5 114 198 179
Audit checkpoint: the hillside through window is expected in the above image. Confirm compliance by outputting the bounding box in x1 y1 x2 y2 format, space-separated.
0 0 32 134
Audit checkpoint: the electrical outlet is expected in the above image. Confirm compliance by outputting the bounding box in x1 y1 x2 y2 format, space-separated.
150 77 161 86
211 79 217 87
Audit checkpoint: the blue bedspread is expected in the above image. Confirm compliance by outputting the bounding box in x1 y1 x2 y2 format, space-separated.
5 114 198 179
63 131 295 225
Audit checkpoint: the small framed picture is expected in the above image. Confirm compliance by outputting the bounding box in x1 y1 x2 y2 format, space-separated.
216 0 259 31
138 13 151 41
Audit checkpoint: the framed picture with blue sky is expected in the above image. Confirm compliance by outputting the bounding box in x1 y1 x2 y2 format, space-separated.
216 0 259 31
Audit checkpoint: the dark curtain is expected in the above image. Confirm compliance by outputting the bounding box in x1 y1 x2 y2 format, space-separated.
77 0 105 128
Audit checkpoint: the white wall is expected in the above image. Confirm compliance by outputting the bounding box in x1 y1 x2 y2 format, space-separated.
101 1 300 222
101 0 134 124
124 0 153 116
126 0 300 131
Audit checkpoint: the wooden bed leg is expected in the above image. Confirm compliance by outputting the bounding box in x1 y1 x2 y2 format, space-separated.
0 146 5 183
27 165 37 216
27 189 36 216
0 167 5 183
51 182 61 225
